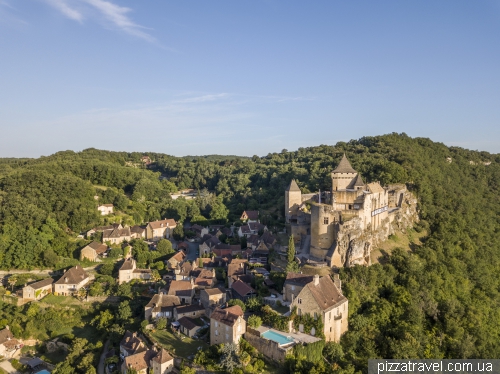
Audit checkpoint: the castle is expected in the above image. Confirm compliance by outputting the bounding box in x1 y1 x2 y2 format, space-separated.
286 154 412 267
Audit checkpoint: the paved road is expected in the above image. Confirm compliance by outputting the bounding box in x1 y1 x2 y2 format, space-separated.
0 360 19 374
97 339 110 374
186 241 200 261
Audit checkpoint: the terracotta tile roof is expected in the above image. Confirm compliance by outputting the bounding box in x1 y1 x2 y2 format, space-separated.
169 251 186 263
0 328 14 344
148 219 177 230
55 265 88 285
120 258 136 271
178 316 199 331
88 241 108 254
202 287 225 296
241 210 259 220
103 227 131 240
175 304 205 314
305 276 347 311
123 349 155 371
25 277 54 290
367 182 384 194
168 281 194 297
210 305 244 326
284 272 314 286
231 280 255 297
228 262 246 278
286 179 301 192
151 348 173 364
146 294 181 310
332 154 357 174
120 331 146 356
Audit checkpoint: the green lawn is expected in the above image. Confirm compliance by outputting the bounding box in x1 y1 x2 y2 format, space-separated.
41 294 85 306
150 329 208 358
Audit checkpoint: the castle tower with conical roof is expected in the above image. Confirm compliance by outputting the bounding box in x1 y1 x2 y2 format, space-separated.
331 154 359 191
285 179 301 223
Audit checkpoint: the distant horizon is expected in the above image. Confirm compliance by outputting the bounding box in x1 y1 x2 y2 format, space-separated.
1 133 499 159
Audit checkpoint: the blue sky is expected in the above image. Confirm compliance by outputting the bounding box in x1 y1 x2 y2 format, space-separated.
1 0 499 157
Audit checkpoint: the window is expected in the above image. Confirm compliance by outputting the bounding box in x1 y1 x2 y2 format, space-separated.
298 298 302 304
225 334 229 340
330 327 332 332
323 217 329 225
291 285 295 291
215 322 218 328
225 326 229 331
215 330 218 336
329 312 331 320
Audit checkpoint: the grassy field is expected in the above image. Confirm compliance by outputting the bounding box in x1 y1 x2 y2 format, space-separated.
41 294 86 307
371 228 427 264
150 329 208 358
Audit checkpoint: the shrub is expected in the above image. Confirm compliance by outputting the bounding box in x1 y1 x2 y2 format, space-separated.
248 315 262 329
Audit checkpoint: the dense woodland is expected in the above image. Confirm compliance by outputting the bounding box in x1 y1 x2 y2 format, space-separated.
1 133 500 369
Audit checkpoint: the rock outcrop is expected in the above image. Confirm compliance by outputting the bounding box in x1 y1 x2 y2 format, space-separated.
329 189 418 267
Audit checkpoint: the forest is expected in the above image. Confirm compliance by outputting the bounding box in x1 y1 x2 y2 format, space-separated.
1 133 500 369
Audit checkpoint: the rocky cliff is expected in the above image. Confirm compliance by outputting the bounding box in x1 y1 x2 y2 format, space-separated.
333 189 418 267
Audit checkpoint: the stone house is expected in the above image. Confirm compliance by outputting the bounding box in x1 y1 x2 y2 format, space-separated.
240 210 259 222
166 251 186 270
174 261 193 281
54 266 90 296
103 226 131 245
200 288 226 313
120 331 146 358
210 305 246 346
146 219 177 241
80 241 108 262
121 347 174 374
168 280 195 304
145 293 181 320
130 225 146 239
0 327 21 359
190 224 209 238
290 274 348 342
282 273 314 302
193 268 217 289
174 304 206 321
238 222 267 238
231 280 256 302
177 317 200 338
227 259 248 288
98 204 114 216
118 258 152 285
22 278 54 301
86 223 122 238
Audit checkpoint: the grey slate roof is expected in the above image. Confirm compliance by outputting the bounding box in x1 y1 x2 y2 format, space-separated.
286 179 301 192
332 154 357 174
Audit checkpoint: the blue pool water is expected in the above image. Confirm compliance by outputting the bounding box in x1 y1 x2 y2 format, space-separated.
35 370 51 374
261 330 294 345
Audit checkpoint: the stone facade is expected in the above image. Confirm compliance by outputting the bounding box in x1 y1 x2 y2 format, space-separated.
210 305 245 346
290 275 348 342
285 154 417 267
118 258 152 285
22 278 53 301
244 328 292 362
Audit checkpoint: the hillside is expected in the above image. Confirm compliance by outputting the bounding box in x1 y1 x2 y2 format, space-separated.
1 133 500 367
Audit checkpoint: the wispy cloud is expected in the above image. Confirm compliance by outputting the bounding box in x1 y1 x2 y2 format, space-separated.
43 0 155 42
0 0 28 26
44 0 83 22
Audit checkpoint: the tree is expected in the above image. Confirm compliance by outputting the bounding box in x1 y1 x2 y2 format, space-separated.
323 341 344 363
173 222 184 240
180 367 196 374
156 317 167 330
117 301 132 322
220 343 241 372
286 236 298 272
77 287 87 301
8 276 16 291
99 262 115 276
245 297 261 312
151 269 161 283
248 315 262 329
228 299 246 312
157 239 174 256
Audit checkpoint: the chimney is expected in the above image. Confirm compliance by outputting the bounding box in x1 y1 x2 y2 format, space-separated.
333 274 342 291
313 274 320 286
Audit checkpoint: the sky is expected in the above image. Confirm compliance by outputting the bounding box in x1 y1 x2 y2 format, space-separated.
0 0 499 157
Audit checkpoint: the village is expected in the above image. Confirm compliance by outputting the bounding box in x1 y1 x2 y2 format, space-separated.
0 155 415 374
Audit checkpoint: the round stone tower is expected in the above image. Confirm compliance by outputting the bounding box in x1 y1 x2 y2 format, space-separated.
310 203 335 259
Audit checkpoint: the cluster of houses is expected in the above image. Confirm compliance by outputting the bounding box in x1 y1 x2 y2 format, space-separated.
22 265 90 300
13 208 350 371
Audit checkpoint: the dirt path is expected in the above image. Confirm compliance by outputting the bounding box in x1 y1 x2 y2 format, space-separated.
97 339 110 374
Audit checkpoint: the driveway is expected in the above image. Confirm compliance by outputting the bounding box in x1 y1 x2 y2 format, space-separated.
97 340 110 374
0 360 19 374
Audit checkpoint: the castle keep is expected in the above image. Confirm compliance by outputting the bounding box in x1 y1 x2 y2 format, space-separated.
286 154 415 267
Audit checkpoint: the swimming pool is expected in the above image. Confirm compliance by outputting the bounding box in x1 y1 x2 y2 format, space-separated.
261 330 294 345
35 370 51 374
